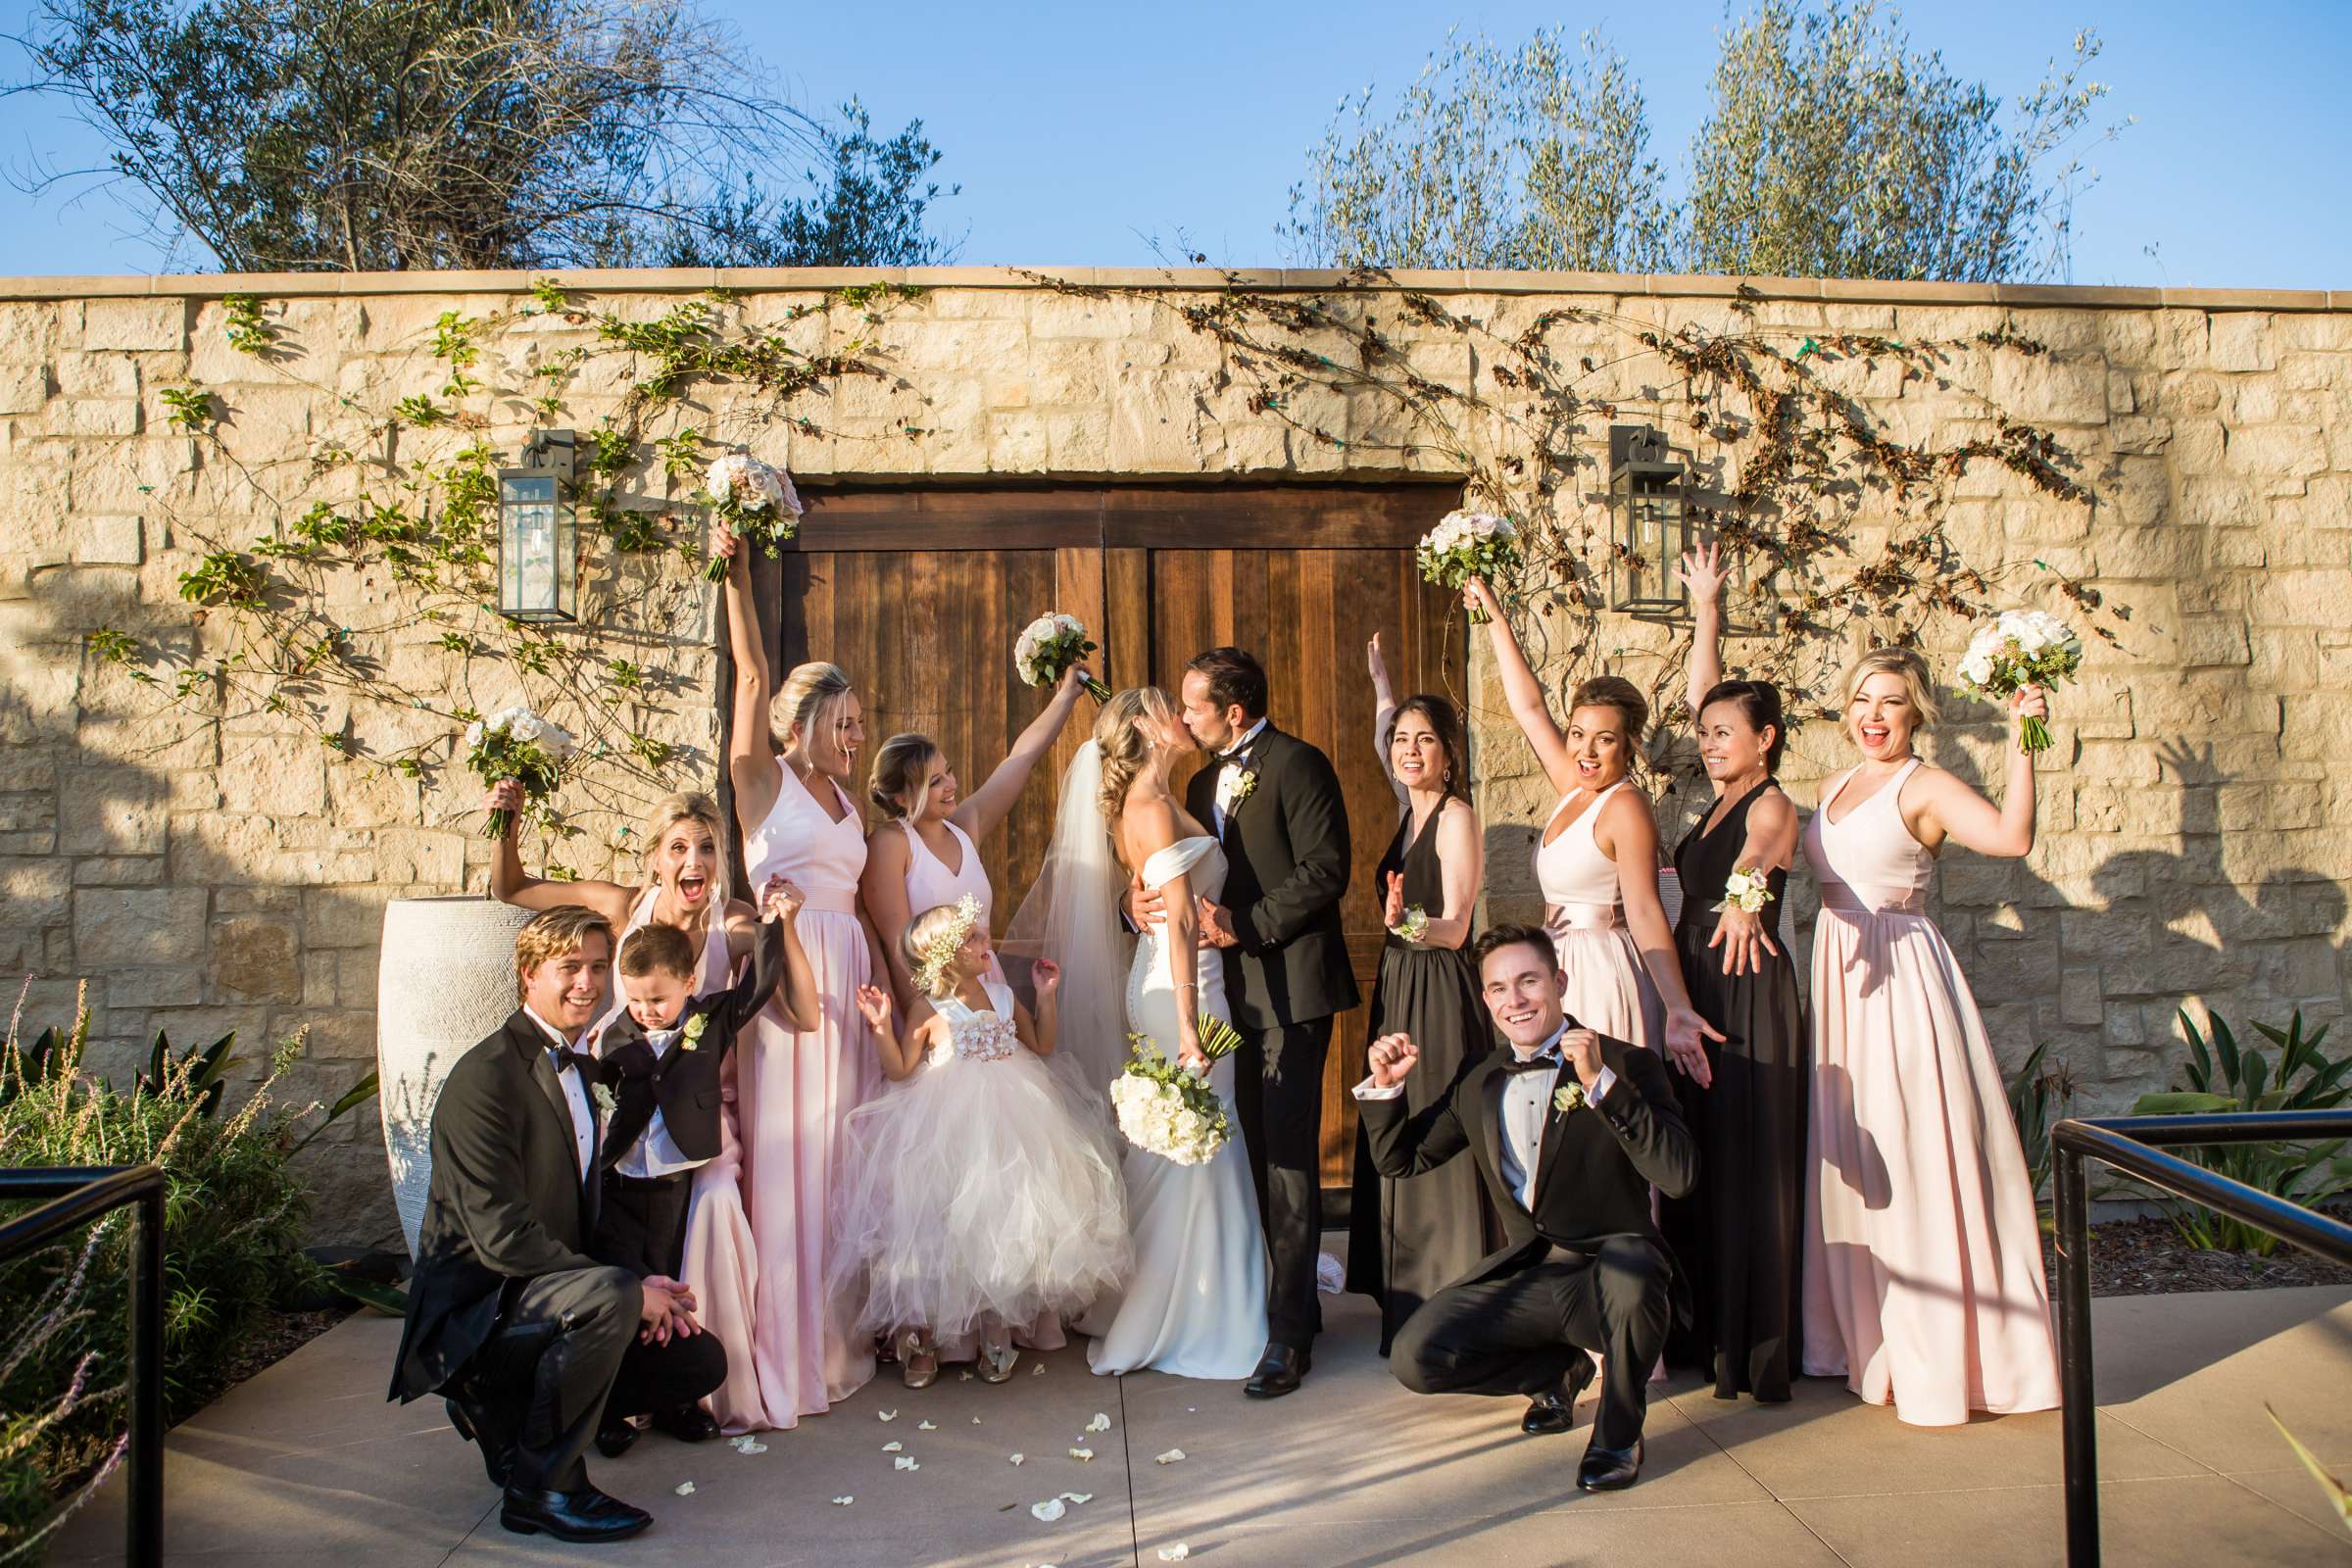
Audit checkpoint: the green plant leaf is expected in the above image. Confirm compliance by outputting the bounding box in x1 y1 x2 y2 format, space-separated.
2129 1091 2236 1116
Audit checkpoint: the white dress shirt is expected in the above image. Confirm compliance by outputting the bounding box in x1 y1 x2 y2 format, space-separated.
521 1004 597 1174
1353 1022 1618 1210
1211 716 1270 835
613 1024 702 1179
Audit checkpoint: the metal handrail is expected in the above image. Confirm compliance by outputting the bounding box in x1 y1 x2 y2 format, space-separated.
2051 1111 2352 1566
0 1163 167 1568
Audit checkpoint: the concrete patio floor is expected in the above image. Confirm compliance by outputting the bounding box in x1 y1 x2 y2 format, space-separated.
51 1282 2352 1567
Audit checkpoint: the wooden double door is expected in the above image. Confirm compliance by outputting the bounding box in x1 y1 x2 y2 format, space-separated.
738 482 1467 1184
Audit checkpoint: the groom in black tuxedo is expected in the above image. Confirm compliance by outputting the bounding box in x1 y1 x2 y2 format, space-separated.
389 906 722 1544
1142 646 1357 1398
1356 924 1697 1491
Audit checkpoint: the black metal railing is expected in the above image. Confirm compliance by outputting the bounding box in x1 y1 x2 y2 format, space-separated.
0 1164 167 1568
2052 1110 2352 1566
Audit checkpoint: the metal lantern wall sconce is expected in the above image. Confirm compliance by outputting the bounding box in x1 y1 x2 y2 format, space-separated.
1606 423 1691 620
496 429 578 622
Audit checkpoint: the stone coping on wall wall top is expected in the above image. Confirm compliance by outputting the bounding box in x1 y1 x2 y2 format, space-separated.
0 264 2341 314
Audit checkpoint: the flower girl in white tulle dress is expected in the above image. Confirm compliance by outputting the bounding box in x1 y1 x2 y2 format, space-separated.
829 896 1131 1387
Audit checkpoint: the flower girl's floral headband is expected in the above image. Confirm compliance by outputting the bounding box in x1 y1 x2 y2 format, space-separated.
911 894 983 997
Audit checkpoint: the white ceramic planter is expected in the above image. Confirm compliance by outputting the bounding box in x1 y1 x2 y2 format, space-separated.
377 896 537 1257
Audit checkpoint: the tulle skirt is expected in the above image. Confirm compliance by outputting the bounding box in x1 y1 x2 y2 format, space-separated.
827 1050 1131 1342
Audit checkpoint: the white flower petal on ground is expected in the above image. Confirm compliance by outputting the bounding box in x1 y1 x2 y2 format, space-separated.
674 1481 696 1496
882 1441 904 1453
1032 1362 1046 1375
1030 1498 1067 1523
1067 1446 1094 1462
831 1495 853 1505
971 1417 983 1425
1058 1492 1093 1505
729 1437 768 1455
895 1456 920 1472
1155 1448 1187 1464
917 1420 938 1431
1008 1453 1025 1465
1158 1545 1190 1562
1084 1412 1111 1433
878 1409 898 1422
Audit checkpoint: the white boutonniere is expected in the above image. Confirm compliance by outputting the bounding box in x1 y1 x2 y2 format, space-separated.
591 1081 618 1116
1551 1081 1587 1116
681 1012 709 1052
1228 767 1258 808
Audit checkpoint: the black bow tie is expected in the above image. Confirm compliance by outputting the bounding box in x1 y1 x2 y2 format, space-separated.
1499 1049 1564 1074
549 1045 602 1081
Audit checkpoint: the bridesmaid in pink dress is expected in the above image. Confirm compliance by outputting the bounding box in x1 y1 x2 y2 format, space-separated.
712 523 891 1429
1800 647 2061 1426
1467 577 1718 1076
855 678 1093 1386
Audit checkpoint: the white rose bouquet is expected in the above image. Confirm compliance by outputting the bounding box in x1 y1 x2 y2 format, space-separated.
464 706 576 838
700 452 803 582
1013 612 1110 702
1108 1015 1244 1166
1957 609 2082 755
1415 511 1521 623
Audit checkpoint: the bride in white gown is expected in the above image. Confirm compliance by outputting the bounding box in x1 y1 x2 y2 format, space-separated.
1006 687 1269 1380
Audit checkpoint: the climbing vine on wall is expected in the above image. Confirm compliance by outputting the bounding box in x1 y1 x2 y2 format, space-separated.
85 280 924 873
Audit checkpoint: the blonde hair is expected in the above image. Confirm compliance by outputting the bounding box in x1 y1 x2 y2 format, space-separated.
902 898 979 1000
638 791 732 906
1841 646 1942 732
514 906 612 1002
869 732 942 821
1093 687 1174 838
771 661 854 755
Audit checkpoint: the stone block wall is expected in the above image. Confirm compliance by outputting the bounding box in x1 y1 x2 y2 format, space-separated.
1 267 2346 1240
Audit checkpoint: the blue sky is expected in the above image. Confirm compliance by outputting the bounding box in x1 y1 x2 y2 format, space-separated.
0 0 2344 288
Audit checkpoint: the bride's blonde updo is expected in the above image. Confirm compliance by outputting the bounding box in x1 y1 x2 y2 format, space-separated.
771 661 854 754
1094 686 1175 829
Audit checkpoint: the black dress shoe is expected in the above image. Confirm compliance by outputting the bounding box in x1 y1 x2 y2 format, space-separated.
1577 1437 1644 1492
445 1396 514 1488
652 1403 720 1444
1243 1344 1310 1399
500 1484 653 1543
594 1412 640 1459
1522 1356 1598 1435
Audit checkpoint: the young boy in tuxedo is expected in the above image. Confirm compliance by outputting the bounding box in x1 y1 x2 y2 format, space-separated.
589 875 810 1458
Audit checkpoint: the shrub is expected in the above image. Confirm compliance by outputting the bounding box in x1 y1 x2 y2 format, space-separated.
0 983 373 1559
2130 1008 2352 1256
2004 1041 2080 1229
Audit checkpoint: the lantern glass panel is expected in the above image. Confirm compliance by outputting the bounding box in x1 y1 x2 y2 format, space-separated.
499 471 570 621
1608 465 1690 617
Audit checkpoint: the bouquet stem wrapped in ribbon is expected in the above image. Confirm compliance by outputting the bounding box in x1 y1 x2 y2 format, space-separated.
1013 612 1111 702
1415 510 1522 623
1108 1013 1244 1165
1957 610 2083 755
700 452 803 582
464 707 575 838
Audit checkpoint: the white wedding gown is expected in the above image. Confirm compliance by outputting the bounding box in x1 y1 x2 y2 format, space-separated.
1082 836 1271 1378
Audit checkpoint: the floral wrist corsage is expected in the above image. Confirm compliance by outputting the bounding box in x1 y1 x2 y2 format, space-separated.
1388 905 1431 943
1714 867 1775 915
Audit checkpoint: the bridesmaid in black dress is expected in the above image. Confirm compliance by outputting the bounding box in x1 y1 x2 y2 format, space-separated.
1664 544 1807 1400
1347 637 1494 1354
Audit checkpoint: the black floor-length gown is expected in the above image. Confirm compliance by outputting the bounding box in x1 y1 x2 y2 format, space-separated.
1663 780 1809 1400
1346 805 1495 1353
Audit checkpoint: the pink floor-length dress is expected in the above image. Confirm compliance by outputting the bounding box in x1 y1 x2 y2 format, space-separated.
1799 758 2061 1427
893 818 1067 1357
594 892 771 1429
715 763 878 1430
1534 779 1668 1384
1534 780 1666 1051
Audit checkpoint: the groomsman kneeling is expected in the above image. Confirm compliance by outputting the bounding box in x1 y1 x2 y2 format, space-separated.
388 906 725 1544
1355 924 1697 1492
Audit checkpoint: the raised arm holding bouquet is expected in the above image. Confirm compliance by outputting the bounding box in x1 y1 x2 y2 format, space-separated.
465 707 575 839
699 452 803 582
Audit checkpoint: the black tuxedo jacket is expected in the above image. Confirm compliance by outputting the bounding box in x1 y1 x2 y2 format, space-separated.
1359 1028 1698 1298
389 1009 609 1402
595 915 780 1168
1184 722 1359 1029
